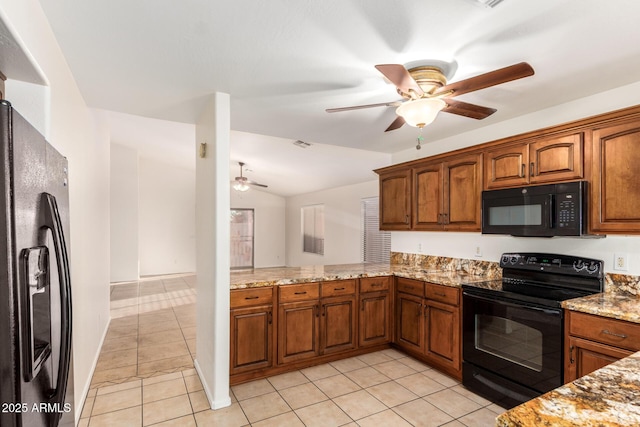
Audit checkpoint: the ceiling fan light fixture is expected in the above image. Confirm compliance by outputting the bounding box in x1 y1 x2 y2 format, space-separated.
233 181 250 192
396 98 446 128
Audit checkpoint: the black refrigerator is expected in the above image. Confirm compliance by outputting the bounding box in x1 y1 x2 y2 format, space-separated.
0 101 74 427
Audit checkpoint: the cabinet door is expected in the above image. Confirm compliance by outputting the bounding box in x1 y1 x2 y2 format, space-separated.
379 169 411 230
395 293 424 353
591 120 640 233
484 143 529 189
565 336 632 383
321 296 357 354
425 301 460 372
413 162 443 230
278 301 319 364
359 291 390 347
529 132 583 184
443 153 483 231
230 305 272 374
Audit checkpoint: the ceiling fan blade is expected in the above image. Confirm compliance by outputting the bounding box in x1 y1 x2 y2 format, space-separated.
384 116 406 132
246 180 268 188
326 101 401 113
442 99 497 120
375 64 424 97
434 62 534 97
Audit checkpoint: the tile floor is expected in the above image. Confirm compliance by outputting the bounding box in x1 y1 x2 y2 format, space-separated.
81 274 505 426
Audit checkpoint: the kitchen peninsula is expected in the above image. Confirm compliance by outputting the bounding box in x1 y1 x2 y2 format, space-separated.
229 254 500 385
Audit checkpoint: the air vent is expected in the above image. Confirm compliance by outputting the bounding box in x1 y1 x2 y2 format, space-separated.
293 140 311 148
470 0 505 7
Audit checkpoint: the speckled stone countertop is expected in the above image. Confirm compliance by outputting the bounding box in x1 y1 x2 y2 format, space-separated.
563 292 640 324
230 262 494 290
496 351 640 427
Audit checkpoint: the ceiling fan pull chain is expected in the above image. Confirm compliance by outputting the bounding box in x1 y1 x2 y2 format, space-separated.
416 131 424 150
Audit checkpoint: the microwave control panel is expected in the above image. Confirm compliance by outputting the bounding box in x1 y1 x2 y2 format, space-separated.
557 193 578 228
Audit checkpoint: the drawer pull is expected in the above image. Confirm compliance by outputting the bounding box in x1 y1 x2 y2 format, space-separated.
602 329 627 339
294 291 307 295
268 311 273 324
371 283 383 287
334 287 345 291
434 292 446 297
244 296 260 300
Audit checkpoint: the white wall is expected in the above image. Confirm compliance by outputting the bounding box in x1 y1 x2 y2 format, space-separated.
390 81 640 277
0 1 111 422
110 143 139 282
138 157 196 276
286 180 378 267
231 188 286 268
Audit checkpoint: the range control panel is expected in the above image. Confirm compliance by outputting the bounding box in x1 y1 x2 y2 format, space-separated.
500 252 604 278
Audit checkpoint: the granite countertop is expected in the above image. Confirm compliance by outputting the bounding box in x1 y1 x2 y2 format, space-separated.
497 290 640 426
230 262 492 290
496 351 640 427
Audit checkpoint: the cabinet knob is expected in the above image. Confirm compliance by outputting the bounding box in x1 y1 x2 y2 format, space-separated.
405 214 410 224
569 345 575 364
530 162 535 177
520 164 525 178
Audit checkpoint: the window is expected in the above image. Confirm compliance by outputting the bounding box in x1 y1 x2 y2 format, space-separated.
362 197 390 263
302 204 324 255
230 209 254 269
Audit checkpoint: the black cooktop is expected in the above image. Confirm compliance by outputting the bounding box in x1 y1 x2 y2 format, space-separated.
462 252 604 308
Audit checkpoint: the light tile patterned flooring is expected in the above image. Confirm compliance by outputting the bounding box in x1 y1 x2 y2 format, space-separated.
81 274 505 426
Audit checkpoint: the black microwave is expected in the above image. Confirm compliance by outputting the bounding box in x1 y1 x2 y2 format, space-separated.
481 181 588 237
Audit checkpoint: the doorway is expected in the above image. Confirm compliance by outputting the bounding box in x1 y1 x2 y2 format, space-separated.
230 208 254 269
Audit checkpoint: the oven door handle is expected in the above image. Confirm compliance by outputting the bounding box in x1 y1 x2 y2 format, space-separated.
463 291 562 316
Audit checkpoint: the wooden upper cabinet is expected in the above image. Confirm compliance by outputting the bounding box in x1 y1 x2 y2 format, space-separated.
413 162 443 230
590 119 640 233
484 143 529 189
412 153 482 231
443 153 483 231
529 132 583 184
379 169 411 230
484 132 584 189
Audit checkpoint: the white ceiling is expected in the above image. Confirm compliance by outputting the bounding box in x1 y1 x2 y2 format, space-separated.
38 0 640 194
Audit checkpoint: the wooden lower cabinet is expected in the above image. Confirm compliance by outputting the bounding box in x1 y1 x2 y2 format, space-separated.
425 300 460 370
231 275 465 384
278 300 320 364
564 310 640 383
394 278 462 379
230 288 274 376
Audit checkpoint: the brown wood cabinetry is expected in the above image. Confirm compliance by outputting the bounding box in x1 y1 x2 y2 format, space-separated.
359 277 391 347
565 310 640 383
590 119 640 233
413 153 482 231
394 277 462 378
278 280 357 364
230 287 274 375
379 169 411 230
484 132 584 190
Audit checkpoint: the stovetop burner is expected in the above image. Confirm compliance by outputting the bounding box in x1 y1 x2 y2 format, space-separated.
463 252 604 308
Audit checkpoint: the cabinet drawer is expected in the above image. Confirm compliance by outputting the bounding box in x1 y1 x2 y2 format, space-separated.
569 311 640 352
279 283 320 302
396 278 425 297
231 287 273 308
360 276 390 293
426 283 459 306
321 280 356 297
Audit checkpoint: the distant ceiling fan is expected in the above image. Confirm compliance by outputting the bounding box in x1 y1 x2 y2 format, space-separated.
326 61 534 132
232 162 268 192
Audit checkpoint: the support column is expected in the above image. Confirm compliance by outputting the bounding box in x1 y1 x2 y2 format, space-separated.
194 92 231 409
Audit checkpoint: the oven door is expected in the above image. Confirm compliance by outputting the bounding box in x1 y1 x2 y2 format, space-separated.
462 290 563 394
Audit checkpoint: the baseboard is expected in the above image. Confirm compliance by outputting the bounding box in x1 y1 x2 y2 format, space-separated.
74 314 111 426
194 358 232 410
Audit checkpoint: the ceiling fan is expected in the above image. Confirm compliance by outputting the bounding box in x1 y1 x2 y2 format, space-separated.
232 162 268 192
326 61 534 132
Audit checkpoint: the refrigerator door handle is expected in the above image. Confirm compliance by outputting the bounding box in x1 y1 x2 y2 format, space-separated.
39 193 72 407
